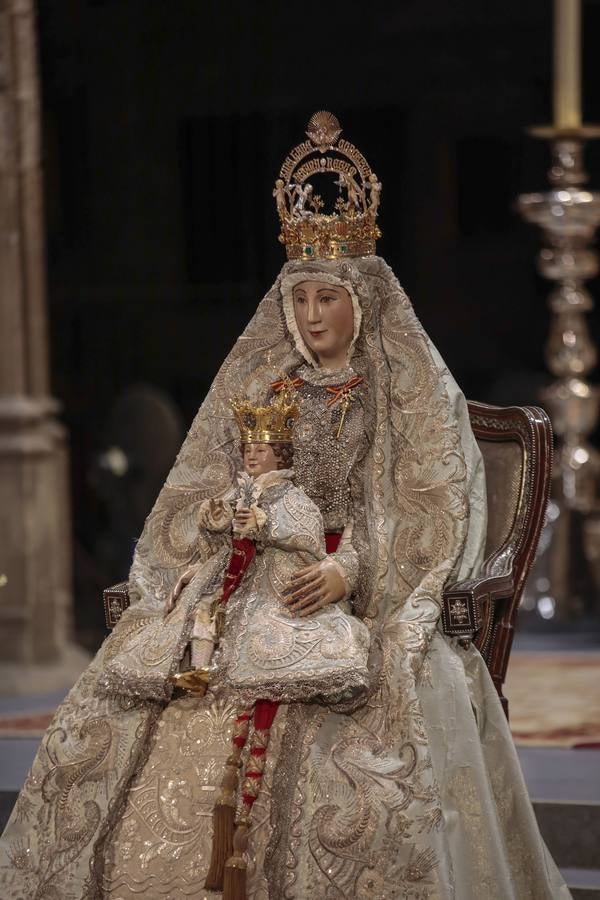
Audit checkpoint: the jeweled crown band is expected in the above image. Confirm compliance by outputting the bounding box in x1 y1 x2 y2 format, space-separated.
235 428 294 444
274 111 381 261
285 236 377 261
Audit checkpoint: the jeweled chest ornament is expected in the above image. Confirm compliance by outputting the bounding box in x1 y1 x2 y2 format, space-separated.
275 111 382 260
272 374 364 439
326 375 364 439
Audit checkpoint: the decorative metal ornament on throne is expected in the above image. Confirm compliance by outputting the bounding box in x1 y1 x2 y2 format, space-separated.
276 111 382 260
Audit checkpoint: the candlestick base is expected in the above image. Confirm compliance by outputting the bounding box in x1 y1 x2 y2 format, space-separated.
518 131 600 625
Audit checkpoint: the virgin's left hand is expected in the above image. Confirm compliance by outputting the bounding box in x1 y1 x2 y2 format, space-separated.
283 559 346 617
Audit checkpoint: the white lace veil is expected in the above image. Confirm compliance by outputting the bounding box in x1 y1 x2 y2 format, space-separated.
129 255 486 676
279 270 362 368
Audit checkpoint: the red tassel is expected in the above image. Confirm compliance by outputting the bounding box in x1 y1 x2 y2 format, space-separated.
208 703 279 894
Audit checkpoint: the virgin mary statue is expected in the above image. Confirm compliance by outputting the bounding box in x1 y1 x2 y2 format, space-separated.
1 112 570 899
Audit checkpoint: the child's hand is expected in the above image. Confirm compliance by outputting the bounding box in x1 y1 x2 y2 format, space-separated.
209 498 228 525
199 498 233 532
233 506 258 534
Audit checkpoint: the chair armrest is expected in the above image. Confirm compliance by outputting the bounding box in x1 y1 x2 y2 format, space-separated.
441 570 514 638
103 581 130 630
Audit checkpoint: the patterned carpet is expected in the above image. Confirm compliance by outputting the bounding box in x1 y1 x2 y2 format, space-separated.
0 711 55 738
506 652 600 747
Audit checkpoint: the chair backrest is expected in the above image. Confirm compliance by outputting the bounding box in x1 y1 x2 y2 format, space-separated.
467 401 553 695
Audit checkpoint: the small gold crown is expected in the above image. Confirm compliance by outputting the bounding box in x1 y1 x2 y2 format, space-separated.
274 111 382 261
231 382 301 444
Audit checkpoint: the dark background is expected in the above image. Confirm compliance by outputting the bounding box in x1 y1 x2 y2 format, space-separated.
36 0 600 644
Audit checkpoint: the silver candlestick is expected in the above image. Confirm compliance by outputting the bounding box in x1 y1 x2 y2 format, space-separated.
518 126 600 622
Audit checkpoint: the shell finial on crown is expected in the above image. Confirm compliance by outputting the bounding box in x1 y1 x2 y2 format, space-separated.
274 111 382 261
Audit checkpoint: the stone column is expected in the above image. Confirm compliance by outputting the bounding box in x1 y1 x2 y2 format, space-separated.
0 0 87 692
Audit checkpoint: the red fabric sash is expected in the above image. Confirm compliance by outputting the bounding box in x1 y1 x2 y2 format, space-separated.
325 532 342 554
220 530 342 740
215 527 344 835
219 537 256 605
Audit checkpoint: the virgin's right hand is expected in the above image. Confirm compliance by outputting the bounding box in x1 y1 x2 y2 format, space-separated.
165 565 199 615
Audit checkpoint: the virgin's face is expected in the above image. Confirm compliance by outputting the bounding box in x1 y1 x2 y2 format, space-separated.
292 280 354 368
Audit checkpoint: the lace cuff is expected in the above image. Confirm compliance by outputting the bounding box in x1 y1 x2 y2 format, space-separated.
329 521 360 601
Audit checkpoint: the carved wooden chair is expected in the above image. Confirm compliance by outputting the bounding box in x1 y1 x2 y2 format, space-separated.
441 401 553 718
104 400 553 720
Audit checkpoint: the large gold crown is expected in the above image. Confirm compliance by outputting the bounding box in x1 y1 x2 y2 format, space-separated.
274 111 382 261
230 383 301 444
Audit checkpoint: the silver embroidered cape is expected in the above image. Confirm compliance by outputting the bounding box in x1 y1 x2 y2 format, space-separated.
0 256 570 899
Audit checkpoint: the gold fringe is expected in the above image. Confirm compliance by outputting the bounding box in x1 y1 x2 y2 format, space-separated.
204 752 242 890
222 857 246 900
218 753 243 805
204 802 235 890
223 821 249 900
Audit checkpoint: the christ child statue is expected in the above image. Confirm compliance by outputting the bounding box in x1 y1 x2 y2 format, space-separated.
167 385 370 704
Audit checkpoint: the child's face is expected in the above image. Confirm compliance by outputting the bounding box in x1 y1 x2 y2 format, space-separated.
243 443 279 476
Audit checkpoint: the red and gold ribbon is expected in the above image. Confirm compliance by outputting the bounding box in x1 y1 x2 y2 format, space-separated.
325 374 364 407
